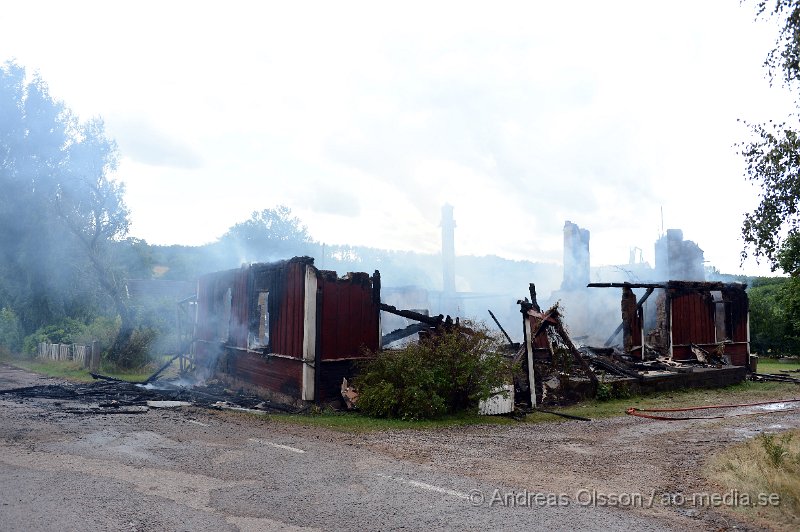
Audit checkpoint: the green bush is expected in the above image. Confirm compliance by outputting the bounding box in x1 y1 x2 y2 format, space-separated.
749 277 800 356
596 382 613 401
112 327 158 369
20 315 121 360
22 318 89 354
78 316 120 353
596 381 632 402
355 321 512 420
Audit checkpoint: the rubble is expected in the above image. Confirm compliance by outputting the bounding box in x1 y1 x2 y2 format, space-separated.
0 377 309 415
512 281 753 408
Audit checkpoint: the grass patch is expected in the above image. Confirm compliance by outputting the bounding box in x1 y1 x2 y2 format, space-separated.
2 355 163 383
758 357 800 374
8 359 97 382
530 380 800 422
272 409 517 432
705 429 800 530
267 380 800 431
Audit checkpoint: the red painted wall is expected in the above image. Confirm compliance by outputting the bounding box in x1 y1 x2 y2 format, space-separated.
319 273 380 360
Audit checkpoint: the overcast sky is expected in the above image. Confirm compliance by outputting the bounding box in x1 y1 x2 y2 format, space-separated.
1 1 794 275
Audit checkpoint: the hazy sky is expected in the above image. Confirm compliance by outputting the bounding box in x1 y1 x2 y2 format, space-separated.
1 1 794 275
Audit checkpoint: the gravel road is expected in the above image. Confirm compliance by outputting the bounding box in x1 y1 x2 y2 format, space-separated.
1 364 796 531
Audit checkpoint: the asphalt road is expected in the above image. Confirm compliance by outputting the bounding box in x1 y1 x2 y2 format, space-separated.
1 364 793 531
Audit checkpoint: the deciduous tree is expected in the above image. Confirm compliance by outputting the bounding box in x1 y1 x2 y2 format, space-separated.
0 61 137 363
741 1 800 273
218 205 314 261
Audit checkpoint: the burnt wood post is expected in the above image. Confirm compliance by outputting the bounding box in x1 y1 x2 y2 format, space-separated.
528 283 541 312
621 286 637 353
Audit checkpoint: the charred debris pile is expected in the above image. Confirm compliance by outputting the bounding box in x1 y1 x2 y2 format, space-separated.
0 374 309 416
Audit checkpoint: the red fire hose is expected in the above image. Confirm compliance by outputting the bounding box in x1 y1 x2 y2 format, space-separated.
625 398 800 421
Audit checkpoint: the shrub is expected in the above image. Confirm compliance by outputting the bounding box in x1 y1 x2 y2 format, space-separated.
596 382 613 401
355 320 512 420
77 316 120 354
112 327 158 369
596 381 632 402
22 318 88 354
761 432 794 468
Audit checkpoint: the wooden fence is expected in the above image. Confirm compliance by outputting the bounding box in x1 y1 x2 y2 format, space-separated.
37 342 97 369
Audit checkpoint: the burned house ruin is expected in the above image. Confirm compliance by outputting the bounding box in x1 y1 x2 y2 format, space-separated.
517 280 752 407
515 221 752 406
194 257 381 404
589 281 750 366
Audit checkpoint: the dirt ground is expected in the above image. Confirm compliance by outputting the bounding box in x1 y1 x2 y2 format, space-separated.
1 364 798 531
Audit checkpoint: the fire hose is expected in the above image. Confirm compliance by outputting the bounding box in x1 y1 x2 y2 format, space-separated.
625 398 800 421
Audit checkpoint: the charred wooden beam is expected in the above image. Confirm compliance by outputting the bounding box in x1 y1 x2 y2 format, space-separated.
581 351 642 379
90 373 134 383
528 283 541 312
381 323 427 345
488 309 514 345
752 373 800 384
144 354 181 384
379 303 444 326
372 270 381 305
535 408 591 421
550 316 599 387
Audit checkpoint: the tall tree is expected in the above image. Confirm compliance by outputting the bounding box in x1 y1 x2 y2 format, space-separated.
55 117 136 358
217 205 314 262
0 62 84 331
741 1 800 273
0 61 134 360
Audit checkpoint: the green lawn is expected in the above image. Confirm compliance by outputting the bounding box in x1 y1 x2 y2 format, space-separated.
268 377 800 432
5 353 798 432
538 378 799 423
273 409 517 432
1 355 168 383
756 357 800 374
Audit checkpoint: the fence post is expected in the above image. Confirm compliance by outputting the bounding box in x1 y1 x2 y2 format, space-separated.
90 340 99 372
